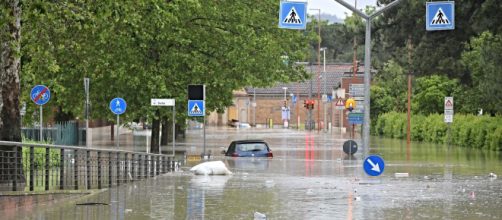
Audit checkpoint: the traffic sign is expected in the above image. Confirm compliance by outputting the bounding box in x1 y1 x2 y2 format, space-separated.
278 1 307 30
444 97 453 110
151 98 175 106
426 1 455 31
281 106 290 120
188 100 205 117
348 112 364 125
31 85 51 105
363 155 385 176
109 98 127 115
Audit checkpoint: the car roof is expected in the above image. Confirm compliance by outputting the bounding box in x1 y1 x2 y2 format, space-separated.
231 139 267 144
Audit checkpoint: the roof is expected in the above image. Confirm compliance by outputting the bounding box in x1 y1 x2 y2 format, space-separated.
245 63 370 96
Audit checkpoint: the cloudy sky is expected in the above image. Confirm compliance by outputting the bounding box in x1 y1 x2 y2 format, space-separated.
306 0 378 18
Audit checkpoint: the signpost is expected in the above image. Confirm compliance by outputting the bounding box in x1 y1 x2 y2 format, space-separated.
110 98 127 149
426 1 455 31
188 84 207 158
31 85 51 141
278 1 307 30
84 78 90 147
444 97 454 145
151 98 176 155
363 155 385 176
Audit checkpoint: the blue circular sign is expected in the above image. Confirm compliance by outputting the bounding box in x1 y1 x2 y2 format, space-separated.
363 155 385 176
30 85 51 105
110 98 127 115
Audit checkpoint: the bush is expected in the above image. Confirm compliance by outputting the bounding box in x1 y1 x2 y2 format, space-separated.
371 112 502 150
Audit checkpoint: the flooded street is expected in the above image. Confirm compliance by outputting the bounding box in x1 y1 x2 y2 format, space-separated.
7 127 502 219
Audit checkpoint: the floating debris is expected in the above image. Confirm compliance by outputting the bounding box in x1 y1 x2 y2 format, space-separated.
254 211 267 219
394 173 409 178
76 202 108 206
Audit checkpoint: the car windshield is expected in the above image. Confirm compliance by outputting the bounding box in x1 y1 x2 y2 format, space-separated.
236 143 267 152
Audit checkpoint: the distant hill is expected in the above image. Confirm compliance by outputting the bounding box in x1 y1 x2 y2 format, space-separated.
307 13 344 24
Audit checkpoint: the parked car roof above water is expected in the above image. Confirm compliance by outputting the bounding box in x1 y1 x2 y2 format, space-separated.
224 140 273 158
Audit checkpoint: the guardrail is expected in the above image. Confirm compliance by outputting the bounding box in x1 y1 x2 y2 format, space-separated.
0 141 179 192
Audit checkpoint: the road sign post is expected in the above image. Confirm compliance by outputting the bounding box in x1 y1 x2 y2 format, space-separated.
31 85 51 141
151 98 176 155
110 98 127 149
84 78 90 147
444 97 454 145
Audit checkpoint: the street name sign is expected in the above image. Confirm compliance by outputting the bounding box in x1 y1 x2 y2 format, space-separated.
110 98 127 115
31 85 51 105
188 100 205 117
426 1 455 31
278 1 307 30
151 98 175 106
363 155 385 176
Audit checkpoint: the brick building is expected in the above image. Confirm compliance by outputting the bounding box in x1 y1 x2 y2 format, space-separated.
207 63 370 129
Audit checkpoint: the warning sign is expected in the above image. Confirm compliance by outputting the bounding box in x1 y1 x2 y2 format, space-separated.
283 7 302 24
444 97 453 110
431 8 450 25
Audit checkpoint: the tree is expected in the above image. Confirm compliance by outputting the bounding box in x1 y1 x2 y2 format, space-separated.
20 1 311 152
462 31 502 115
0 0 22 183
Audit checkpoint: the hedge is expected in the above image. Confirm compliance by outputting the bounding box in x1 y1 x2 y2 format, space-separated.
373 112 502 151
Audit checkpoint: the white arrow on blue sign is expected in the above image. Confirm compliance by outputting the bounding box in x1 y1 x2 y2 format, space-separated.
31 85 51 106
426 1 455 31
363 155 385 176
278 1 307 30
110 98 127 115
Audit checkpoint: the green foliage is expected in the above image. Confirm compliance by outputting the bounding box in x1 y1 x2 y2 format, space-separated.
20 1 311 126
462 31 502 114
412 75 461 115
373 112 502 150
22 138 60 169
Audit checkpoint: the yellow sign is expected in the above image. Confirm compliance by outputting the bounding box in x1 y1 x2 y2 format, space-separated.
345 98 356 110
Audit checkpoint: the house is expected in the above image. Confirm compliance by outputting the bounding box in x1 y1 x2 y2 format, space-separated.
207 63 371 129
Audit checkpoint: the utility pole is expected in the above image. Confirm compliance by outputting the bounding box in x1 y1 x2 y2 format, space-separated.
407 35 413 145
310 8 321 132
333 0 404 157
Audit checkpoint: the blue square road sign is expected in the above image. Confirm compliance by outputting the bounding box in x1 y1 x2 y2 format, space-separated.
278 1 307 30
188 100 205 117
426 1 455 31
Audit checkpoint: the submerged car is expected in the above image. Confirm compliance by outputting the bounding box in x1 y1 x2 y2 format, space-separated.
223 140 273 157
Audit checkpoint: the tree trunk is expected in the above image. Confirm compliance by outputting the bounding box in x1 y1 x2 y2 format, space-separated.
150 118 160 154
0 0 23 185
160 117 170 145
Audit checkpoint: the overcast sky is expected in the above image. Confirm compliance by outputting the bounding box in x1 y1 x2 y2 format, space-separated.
307 0 378 18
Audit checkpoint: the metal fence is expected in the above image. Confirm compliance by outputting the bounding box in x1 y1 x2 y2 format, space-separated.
0 141 179 192
22 121 86 146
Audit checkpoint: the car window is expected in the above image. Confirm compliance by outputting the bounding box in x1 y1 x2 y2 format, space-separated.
236 143 267 152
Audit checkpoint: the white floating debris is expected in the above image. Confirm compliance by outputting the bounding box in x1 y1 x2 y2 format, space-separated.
489 173 497 179
190 161 232 175
265 180 275 188
254 211 267 219
125 209 133 213
424 176 430 180
354 196 361 201
394 173 409 178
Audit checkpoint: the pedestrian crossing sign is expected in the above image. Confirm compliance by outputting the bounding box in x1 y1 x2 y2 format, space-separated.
426 1 455 31
188 100 205 117
279 1 307 30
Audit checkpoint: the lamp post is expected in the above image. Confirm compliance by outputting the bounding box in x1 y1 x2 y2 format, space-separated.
310 8 321 132
333 0 404 157
320 47 327 132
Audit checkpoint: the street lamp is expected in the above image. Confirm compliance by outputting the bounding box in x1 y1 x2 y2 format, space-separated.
310 8 321 132
320 47 327 132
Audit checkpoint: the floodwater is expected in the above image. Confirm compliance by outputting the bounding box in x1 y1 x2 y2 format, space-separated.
5 127 502 219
